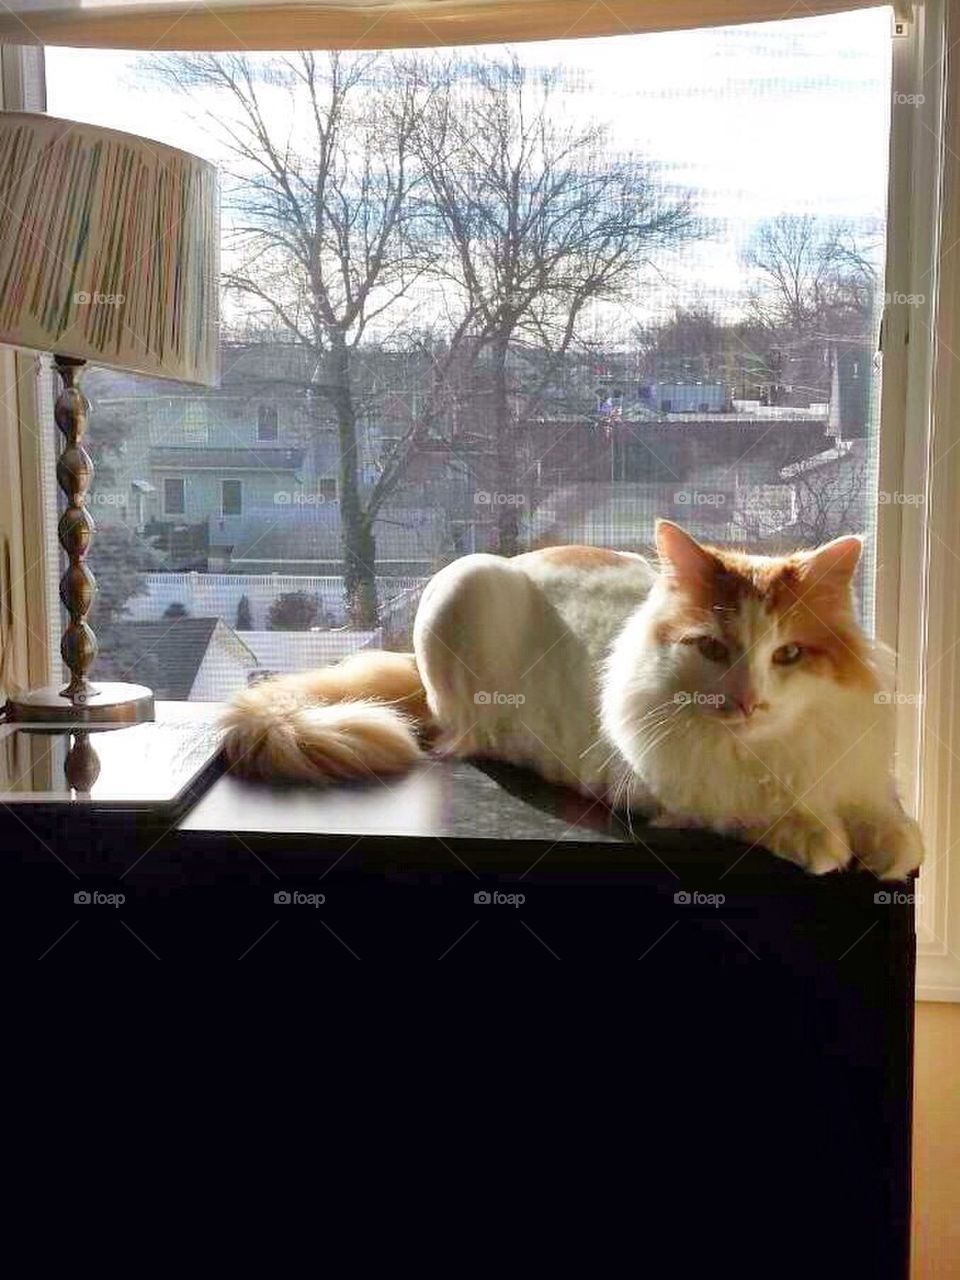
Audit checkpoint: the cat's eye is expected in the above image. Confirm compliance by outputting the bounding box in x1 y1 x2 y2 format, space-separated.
772 643 803 666
694 635 729 664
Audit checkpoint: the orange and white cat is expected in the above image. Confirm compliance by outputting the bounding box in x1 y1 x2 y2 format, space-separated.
221 520 923 879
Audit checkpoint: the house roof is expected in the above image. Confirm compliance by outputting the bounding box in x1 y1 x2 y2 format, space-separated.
115 617 255 699
227 507 446 563
241 629 382 674
150 446 305 472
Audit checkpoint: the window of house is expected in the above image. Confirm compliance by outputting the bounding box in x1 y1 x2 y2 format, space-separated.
221 480 243 517
257 406 279 442
41 9 893 667
163 478 186 517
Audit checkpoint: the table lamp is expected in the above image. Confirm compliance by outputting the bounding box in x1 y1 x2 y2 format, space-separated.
0 111 218 724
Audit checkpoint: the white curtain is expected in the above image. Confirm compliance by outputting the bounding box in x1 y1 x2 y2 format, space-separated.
0 0 889 51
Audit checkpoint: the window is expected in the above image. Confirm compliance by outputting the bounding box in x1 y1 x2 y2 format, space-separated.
2 3 959 995
221 480 243 517
43 10 892 665
163 478 185 516
257 405 279 442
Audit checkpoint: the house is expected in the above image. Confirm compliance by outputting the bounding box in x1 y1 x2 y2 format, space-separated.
241 629 382 678
114 617 258 700
113 615 387 700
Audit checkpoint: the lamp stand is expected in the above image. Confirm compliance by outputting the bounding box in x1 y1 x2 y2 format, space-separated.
6 355 154 725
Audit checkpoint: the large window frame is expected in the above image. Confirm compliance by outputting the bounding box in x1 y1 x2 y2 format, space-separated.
1 2 958 998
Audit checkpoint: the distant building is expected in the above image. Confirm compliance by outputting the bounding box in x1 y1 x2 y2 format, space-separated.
638 381 731 414
114 616 384 700
114 617 258 700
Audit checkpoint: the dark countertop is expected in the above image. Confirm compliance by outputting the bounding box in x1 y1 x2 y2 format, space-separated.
171 704 875 890
0 701 896 891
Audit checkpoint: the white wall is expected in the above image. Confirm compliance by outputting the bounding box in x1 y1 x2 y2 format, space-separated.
189 627 258 700
125 573 426 629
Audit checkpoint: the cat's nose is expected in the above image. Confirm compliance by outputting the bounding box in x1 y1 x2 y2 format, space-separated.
733 693 760 717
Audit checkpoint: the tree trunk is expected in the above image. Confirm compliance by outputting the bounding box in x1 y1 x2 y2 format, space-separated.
329 334 380 628
491 329 520 557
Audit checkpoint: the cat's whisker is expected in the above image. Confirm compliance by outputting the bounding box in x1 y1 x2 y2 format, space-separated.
583 700 677 764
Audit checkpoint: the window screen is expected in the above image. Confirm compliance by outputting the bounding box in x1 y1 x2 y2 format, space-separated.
47 8 892 701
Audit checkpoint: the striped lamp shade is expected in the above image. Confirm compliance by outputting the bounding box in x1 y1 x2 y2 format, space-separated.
0 112 218 386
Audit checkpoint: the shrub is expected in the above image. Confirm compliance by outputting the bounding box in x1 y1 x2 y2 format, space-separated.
267 591 319 631
236 594 253 630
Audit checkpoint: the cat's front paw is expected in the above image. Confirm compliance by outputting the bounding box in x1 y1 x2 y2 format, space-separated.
846 810 924 881
753 814 854 876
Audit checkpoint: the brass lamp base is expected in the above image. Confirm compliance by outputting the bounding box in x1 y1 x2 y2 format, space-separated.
7 682 155 725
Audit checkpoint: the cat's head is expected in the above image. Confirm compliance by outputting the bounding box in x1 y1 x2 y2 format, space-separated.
638 519 876 740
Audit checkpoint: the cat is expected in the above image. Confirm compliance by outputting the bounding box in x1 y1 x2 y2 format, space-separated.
220 519 923 879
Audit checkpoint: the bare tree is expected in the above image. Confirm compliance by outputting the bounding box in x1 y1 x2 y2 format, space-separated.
152 51 457 626
743 214 878 339
791 451 868 545
417 55 697 554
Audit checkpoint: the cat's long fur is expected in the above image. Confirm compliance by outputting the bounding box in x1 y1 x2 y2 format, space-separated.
221 521 923 878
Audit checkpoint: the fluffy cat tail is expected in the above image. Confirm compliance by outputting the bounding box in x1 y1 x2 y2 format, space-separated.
220 650 431 783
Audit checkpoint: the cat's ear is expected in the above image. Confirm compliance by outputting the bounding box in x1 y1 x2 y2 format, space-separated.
655 520 718 587
802 535 862 588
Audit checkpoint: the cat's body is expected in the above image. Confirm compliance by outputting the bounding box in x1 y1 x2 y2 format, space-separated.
221 522 923 879
415 545 656 809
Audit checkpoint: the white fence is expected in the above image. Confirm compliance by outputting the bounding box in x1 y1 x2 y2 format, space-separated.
125 572 428 630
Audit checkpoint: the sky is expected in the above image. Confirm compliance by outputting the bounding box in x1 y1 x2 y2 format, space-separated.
46 7 893 325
